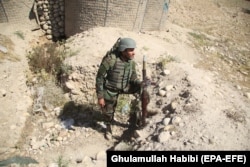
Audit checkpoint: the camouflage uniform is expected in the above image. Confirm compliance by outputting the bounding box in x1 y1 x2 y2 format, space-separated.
96 49 141 125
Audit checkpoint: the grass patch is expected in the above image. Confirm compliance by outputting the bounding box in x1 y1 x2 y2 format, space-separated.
14 31 25 40
188 32 210 47
27 41 78 111
26 41 77 84
56 155 70 167
156 54 177 70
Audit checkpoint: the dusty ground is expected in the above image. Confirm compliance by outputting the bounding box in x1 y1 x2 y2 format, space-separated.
0 0 249 166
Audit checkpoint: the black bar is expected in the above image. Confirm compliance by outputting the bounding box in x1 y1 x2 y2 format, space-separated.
107 151 250 167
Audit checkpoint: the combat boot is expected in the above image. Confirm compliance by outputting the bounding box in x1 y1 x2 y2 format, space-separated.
104 124 113 140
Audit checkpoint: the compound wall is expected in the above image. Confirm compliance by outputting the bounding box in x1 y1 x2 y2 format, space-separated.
0 0 35 26
65 0 169 37
0 0 169 39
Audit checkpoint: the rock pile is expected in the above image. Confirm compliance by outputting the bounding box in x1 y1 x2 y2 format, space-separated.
34 0 65 40
63 65 98 105
20 58 207 166
112 63 204 151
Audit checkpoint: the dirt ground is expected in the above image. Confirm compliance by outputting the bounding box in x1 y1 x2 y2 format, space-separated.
0 0 249 166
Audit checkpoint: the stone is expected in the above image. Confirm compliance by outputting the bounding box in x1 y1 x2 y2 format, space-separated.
244 92 250 99
164 124 175 131
0 89 7 97
134 130 147 139
171 116 182 125
65 81 75 90
83 156 92 163
96 150 106 160
114 142 133 151
0 44 8 53
158 90 166 97
158 131 171 143
165 85 174 91
42 24 49 30
170 101 178 110
162 117 171 125
46 35 52 40
163 69 170 76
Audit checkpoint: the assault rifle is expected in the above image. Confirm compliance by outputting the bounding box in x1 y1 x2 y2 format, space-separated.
140 55 150 127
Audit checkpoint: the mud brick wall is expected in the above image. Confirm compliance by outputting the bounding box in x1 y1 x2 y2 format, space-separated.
1 0 169 39
65 0 169 37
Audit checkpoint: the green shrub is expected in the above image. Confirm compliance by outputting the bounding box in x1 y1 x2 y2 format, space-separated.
157 54 177 70
56 155 70 167
27 42 63 75
27 42 76 83
14 31 25 40
26 42 78 109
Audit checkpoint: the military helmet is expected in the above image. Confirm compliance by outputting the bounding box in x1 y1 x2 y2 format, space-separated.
118 38 136 51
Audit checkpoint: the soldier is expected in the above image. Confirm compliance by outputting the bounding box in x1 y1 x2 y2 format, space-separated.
95 37 141 140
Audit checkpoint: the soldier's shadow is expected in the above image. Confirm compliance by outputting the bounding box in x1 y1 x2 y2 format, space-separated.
109 112 140 150
58 101 129 134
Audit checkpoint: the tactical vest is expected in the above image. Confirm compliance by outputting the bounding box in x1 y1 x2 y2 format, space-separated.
104 53 133 91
